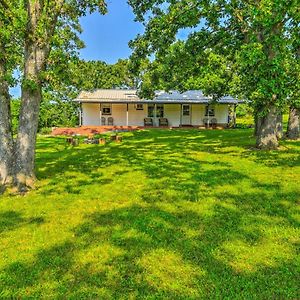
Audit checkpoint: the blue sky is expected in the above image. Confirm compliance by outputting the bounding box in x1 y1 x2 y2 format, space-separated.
79 0 143 63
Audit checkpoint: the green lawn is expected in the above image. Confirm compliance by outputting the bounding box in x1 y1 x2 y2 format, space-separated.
0 129 299 299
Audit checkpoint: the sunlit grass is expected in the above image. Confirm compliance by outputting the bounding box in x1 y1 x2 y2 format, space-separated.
0 128 299 298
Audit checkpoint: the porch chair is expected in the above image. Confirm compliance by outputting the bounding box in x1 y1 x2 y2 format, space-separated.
159 118 168 127
211 118 217 129
203 118 217 128
144 117 153 126
101 117 106 125
108 117 114 126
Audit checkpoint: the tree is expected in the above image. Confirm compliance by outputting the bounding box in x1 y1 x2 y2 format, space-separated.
0 58 14 186
286 56 300 140
38 91 79 129
0 1 23 186
129 0 299 149
0 0 107 191
70 59 137 90
286 16 300 140
287 107 300 139
133 40 234 101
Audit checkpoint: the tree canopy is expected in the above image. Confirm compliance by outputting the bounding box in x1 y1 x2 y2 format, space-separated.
69 59 137 90
129 0 299 148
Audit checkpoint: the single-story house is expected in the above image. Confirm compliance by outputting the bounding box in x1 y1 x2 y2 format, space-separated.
74 89 242 127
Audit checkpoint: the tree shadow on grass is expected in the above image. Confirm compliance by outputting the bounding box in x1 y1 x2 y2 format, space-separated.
217 190 300 227
37 128 290 183
0 197 298 298
234 136 300 168
240 147 300 168
0 211 45 234
33 129 299 203
34 129 255 197
0 242 75 298
35 129 249 178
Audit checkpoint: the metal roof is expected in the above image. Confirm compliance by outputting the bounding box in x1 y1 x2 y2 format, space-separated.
154 90 240 103
75 89 243 104
77 89 139 101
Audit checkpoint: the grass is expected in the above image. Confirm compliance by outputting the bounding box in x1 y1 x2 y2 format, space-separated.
0 128 299 299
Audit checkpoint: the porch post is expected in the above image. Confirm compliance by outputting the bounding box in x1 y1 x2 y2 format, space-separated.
227 105 230 126
207 104 210 128
79 103 82 126
190 104 193 126
99 103 102 125
126 103 129 126
154 103 157 127
180 104 182 127
233 104 237 128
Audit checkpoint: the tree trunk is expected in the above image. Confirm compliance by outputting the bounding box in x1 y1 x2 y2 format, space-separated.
276 111 283 140
287 106 300 140
12 0 52 191
256 105 279 150
0 63 14 187
254 113 261 137
14 43 46 190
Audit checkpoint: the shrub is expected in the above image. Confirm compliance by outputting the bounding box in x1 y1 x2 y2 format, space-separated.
39 127 53 135
236 104 253 117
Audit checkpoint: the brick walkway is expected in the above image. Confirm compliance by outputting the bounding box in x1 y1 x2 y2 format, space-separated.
51 125 227 136
51 126 143 136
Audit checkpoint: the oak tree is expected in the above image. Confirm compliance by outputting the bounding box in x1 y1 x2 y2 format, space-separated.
129 0 299 149
0 0 107 191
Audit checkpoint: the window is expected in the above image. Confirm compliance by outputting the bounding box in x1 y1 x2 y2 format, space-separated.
205 106 215 117
148 104 154 117
148 104 164 117
182 105 190 116
102 104 112 115
135 104 144 110
156 104 164 117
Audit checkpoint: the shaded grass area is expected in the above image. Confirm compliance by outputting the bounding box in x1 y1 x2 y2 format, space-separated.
0 129 299 298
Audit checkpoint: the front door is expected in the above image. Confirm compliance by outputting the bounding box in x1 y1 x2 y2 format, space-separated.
181 104 191 125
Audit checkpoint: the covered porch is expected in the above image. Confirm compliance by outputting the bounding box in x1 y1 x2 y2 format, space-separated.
78 102 238 128
74 89 242 128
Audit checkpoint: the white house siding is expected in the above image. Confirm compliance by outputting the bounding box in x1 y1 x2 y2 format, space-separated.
164 104 228 126
128 104 147 126
164 104 181 127
82 103 100 125
82 103 146 126
214 105 229 124
190 104 229 125
110 104 127 126
191 104 205 125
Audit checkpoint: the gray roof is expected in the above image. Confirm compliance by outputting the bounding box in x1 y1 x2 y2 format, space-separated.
75 89 242 104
